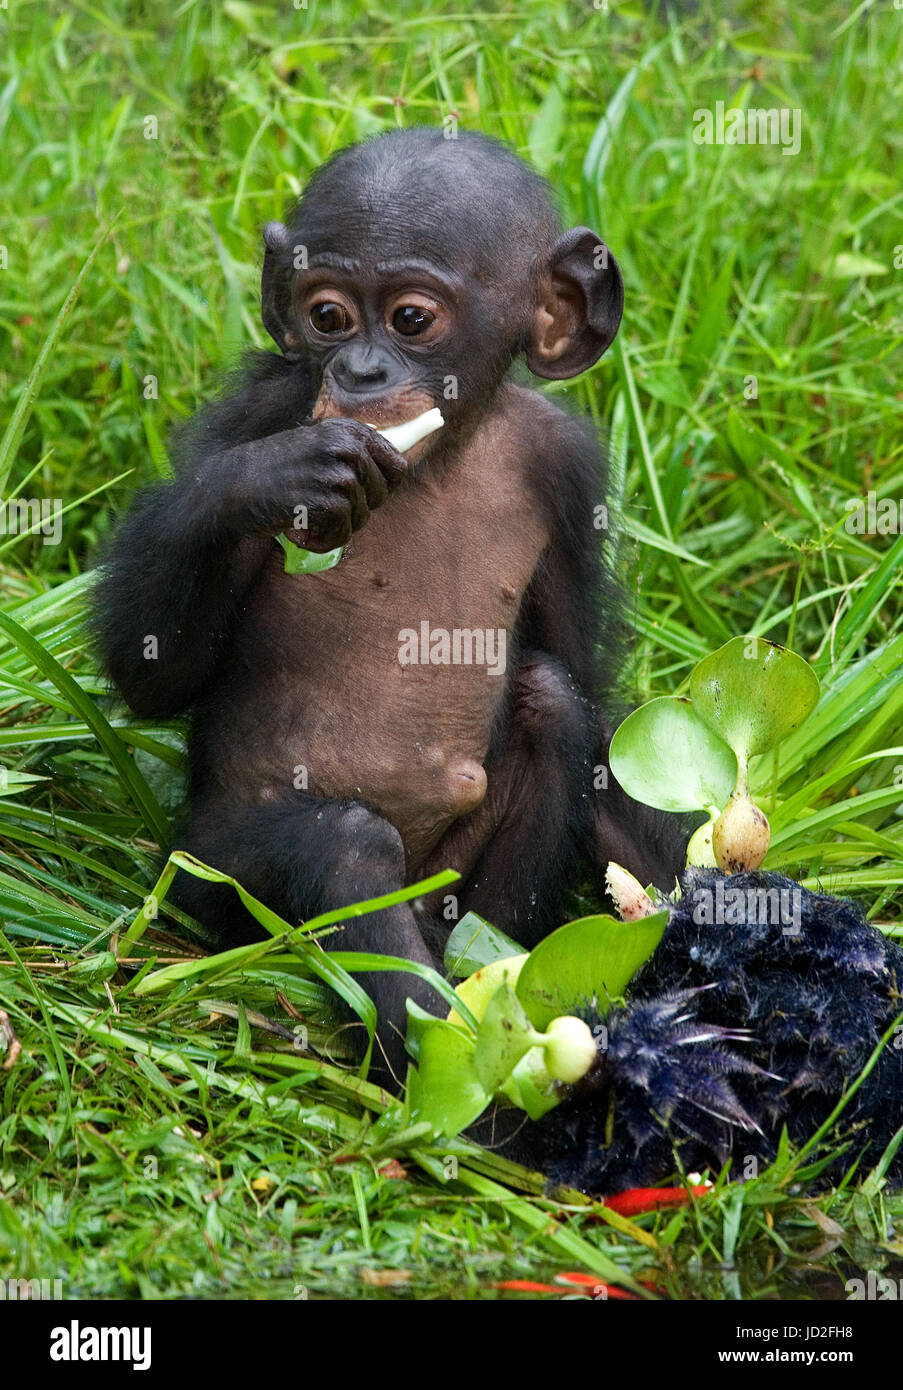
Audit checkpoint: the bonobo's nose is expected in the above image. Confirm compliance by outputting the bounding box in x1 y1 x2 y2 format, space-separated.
330 343 393 394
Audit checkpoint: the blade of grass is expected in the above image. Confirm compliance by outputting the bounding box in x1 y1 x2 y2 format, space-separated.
0 609 169 845
0 216 120 495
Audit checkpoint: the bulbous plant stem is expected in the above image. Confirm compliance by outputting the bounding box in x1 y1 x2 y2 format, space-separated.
712 756 771 873
686 807 721 868
605 862 659 918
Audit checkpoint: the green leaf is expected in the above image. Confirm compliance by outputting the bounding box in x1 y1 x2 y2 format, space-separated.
0 216 119 495
145 263 214 327
0 770 47 798
276 534 344 574
689 636 820 764
610 696 736 813
527 81 566 173
473 984 538 1094
582 37 667 202
408 1021 490 1137
515 911 668 1030
447 954 529 1028
67 951 118 984
404 998 444 1064
141 407 172 478
503 1051 560 1121
686 249 736 364
444 911 523 977
135 854 461 1079
725 406 794 481
0 609 170 846
637 367 692 410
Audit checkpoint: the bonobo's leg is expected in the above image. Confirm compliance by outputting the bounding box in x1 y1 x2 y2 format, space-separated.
424 653 595 948
171 795 441 1089
591 767 683 895
423 652 688 949
591 740 688 894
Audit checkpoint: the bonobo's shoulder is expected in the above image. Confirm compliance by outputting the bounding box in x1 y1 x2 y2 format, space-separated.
498 384 606 498
501 383 602 453
174 352 317 465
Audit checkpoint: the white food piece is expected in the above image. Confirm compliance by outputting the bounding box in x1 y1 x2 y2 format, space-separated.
371 406 444 452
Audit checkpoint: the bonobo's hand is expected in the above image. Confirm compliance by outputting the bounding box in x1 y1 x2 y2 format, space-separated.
219 419 408 550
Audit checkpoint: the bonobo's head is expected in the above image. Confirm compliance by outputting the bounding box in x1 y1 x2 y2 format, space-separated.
261 128 623 449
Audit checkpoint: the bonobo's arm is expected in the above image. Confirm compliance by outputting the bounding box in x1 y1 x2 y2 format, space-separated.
93 353 406 717
517 408 611 693
519 407 687 890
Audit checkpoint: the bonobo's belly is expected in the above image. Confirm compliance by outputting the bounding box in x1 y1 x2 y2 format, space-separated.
205 435 549 868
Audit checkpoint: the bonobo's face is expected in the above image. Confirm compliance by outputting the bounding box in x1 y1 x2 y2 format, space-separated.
261 129 624 457
266 205 524 458
293 250 468 448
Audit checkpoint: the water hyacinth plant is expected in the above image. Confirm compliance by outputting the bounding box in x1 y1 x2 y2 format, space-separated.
609 636 820 874
406 907 667 1136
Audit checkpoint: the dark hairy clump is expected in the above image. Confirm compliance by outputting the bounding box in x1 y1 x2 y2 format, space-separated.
518 870 903 1194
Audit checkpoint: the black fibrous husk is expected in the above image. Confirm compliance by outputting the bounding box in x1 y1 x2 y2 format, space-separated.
519 869 903 1194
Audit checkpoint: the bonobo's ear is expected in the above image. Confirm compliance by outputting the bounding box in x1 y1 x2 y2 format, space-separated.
261 221 302 360
525 227 624 380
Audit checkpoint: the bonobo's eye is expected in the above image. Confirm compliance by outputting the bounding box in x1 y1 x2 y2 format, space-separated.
392 304 436 337
386 291 445 342
309 302 351 335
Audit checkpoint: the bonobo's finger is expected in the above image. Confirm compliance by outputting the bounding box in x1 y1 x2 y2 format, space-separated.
356 453 390 512
312 418 407 489
359 429 409 487
323 464 372 532
343 477 370 533
326 420 408 486
307 508 353 551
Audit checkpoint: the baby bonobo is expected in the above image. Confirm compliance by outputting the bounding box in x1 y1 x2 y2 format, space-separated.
95 129 684 1087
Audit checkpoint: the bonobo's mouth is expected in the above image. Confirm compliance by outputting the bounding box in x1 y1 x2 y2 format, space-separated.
312 390 443 465
312 385 439 444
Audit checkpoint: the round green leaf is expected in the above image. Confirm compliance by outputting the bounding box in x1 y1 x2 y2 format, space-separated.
404 998 446 1064
447 954 528 1028
277 534 344 574
443 912 523 977
609 696 736 813
67 951 118 984
689 637 820 762
515 911 668 1030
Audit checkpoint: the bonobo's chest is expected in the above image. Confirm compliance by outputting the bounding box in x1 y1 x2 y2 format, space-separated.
226 399 550 862
256 401 549 663
305 421 547 628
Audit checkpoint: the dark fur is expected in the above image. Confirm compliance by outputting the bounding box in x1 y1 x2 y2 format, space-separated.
514 870 903 1194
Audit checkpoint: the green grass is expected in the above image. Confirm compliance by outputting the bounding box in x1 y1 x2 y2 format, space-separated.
1 0 903 1299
